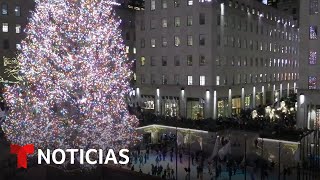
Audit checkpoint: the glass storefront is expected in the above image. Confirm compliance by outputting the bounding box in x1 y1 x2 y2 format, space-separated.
232 97 241 114
162 96 179 117
218 98 228 117
141 95 155 112
187 98 204 120
245 95 251 109
256 92 263 107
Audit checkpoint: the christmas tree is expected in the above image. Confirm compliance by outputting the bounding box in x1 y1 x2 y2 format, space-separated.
2 0 139 152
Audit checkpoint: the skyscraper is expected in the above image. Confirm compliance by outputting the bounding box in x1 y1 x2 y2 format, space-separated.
135 0 298 119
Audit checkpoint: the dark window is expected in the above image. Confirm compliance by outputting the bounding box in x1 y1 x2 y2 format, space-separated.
199 13 205 25
3 39 9 49
1 3 8 15
126 32 130 40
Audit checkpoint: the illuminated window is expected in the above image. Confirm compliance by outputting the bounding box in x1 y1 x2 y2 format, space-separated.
188 0 193 6
216 76 220 86
187 76 193 85
15 6 20 16
125 46 130 53
151 0 155 10
16 43 21 50
162 0 167 9
133 47 136 54
310 26 318 39
174 36 180 47
1 3 8 15
162 75 168 84
200 76 205 86
151 38 156 48
162 18 167 28
309 51 317 64
140 56 145 66
309 76 317 89
162 37 167 47
187 16 193 26
2 23 8 32
174 17 181 27
187 35 193 46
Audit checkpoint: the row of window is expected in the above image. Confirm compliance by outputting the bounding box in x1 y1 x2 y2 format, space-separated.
226 0 293 27
140 72 298 86
141 35 205 48
215 73 298 86
1 23 21 33
140 14 204 30
141 74 207 86
140 55 206 66
139 55 298 68
220 36 298 54
140 35 297 55
216 56 298 68
218 15 298 41
150 0 195 11
1 3 21 16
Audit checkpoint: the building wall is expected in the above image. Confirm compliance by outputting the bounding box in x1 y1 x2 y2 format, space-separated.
277 0 299 24
297 0 320 129
0 0 34 81
135 0 299 119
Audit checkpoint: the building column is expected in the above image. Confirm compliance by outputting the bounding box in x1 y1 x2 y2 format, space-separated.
262 86 266 105
213 90 217 119
228 88 232 116
180 88 186 118
272 84 276 104
279 83 283 99
205 90 211 118
241 87 245 109
252 86 256 108
156 88 160 115
287 83 290 97
294 82 297 93
136 87 141 106
297 94 306 128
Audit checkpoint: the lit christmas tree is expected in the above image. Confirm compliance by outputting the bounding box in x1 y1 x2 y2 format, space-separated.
2 0 139 152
